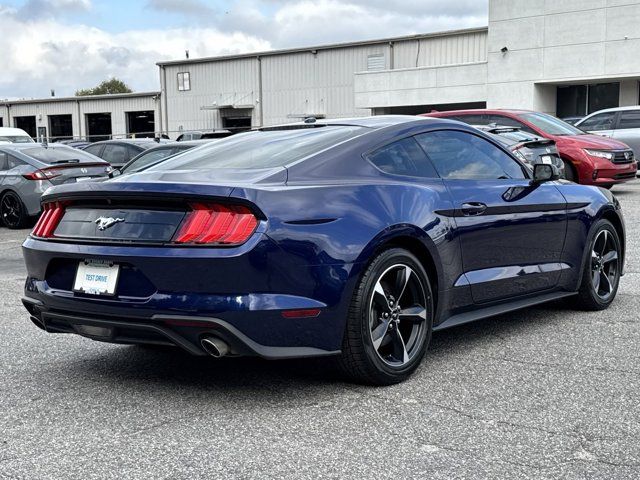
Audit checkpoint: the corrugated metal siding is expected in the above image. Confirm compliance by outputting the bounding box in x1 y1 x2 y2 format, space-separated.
163 57 260 135
2 96 159 139
161 31 487 129
394 31 488 69
261 44 389 125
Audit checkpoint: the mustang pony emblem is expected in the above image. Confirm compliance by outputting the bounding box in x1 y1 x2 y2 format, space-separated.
95 217 125 231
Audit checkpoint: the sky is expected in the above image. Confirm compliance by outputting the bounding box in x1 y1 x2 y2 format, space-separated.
0 0 488 99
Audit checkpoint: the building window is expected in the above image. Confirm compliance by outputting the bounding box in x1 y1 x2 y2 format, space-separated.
367 54 385 71
556 82 619 118
177 72 191 91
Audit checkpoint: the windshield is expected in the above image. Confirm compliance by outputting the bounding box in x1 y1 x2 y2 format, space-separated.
0 135 34 143
150 126 367 171
22 146 100 163
518 112 584 136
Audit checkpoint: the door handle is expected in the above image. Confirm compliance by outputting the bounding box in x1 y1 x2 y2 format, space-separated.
460 202 487 216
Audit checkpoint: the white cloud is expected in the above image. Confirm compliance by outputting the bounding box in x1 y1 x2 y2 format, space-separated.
0 14 270 98
17 0 91 18
0 0 488 99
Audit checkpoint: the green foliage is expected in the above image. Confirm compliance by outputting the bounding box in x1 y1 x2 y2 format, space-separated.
75 78 132 96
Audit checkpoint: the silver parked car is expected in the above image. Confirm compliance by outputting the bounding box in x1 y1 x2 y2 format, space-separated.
576 107 640 162
0 144 111 229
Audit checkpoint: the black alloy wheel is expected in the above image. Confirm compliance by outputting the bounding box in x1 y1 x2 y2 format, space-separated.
338 248 433 385
1 191 28 229
573 219 621 311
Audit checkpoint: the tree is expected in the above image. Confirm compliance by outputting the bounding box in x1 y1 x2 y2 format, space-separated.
75 78 132 96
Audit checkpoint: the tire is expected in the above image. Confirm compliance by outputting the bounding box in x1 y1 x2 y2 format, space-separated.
563 159 577 182
337 248 434 385
0 191 29 229
572 219 622 311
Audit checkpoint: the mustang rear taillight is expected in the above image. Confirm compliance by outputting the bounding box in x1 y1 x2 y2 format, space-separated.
32 202 66 238
173 203 258 245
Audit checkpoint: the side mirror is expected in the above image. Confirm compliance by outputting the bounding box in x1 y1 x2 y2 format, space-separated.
531 163 561 184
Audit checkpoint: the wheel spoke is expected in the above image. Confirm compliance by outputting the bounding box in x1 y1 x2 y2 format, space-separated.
599 230 608 256
600 272 613 295
373 281 391 312
398 305 427 324
391 328 409 364
602 250 618 264
371 319 391 350
592 269 601 292
393 266 412 303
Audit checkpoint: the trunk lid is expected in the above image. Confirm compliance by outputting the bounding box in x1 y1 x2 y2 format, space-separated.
37 173 276 244
46 161 112 185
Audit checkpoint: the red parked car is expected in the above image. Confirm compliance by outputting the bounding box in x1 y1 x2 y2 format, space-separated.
423 109 637 187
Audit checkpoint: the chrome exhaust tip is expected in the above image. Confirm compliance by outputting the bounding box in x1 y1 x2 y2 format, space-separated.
200 336 230 358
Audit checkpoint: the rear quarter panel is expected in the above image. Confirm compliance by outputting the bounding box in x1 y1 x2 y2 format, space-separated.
233 180 462 323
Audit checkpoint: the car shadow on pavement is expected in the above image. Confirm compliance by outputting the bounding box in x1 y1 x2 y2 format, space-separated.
57 302 568 392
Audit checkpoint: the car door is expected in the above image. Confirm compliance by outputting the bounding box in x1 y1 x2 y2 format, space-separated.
612 110 640 157
577 111 618 138
415 129 568 304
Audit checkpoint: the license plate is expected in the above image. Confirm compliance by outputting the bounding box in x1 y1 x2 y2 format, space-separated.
541 155 553 165
73 260 120 296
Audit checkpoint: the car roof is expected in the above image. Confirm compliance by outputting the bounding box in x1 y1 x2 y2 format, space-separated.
0 143 74 151
581 106 640 117
172 139 221 146
425 109 534 117
261 115 439 131
89 139 167 146
0 127 31 136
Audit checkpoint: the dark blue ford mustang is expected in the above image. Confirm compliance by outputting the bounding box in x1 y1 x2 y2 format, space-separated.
21 116 625 384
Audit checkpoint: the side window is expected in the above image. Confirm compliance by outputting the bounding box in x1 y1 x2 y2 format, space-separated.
126 145 141 161
415 130 527 180
8 156 25 169
488 115 537 134
448 114 489 126
617 111 640 130
579 112 616 131
367 137 437 178
101 144 128 164
0 152 8 171
126 149 173 172
84 144 103 157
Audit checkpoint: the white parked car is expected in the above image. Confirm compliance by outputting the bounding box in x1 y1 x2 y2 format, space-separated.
0 127 34 144
576 107 640 164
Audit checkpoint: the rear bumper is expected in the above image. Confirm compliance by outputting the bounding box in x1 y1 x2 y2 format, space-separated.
22 297 340 359
21 235 358 357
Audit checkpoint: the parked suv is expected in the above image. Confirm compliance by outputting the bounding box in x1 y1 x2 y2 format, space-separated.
424 109 637 187
576 107 640 165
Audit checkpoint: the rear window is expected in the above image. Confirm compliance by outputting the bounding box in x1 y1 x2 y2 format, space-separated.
21 146 99 163
493 130 540 144
150 126 366 171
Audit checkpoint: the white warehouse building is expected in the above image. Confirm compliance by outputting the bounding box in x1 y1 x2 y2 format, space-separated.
3 0 640 140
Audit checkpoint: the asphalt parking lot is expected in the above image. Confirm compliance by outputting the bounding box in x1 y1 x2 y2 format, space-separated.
1 185 639 480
